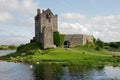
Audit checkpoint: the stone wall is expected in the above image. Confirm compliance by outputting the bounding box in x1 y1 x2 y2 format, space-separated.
43 27 56 49
64 34 83 46
33 9 58 48
40 9 58 48
64 34 93 47
82 35 94 45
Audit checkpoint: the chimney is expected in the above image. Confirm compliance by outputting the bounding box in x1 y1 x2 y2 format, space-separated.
37 9 40 14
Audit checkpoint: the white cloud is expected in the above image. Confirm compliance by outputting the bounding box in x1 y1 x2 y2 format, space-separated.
0 0 39 45
0 0 38 14
88 15 120 42
0 35 31 45
59 22 90 35
59 13 120 42
22 0 39 13
0 0 39 26
61 13 86 19
0 12 15 23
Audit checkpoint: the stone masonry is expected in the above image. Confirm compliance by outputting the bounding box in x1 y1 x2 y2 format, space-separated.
31 9 94 49
32 9 57 49
64 34 93 47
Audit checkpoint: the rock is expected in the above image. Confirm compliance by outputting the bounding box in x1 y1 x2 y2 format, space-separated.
36 62 39 64
82 52 85 54
21 53 26 56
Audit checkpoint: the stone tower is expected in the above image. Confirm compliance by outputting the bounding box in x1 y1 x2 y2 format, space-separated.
33 9 58 49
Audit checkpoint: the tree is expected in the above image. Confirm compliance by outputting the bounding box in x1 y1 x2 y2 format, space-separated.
109 42 119 49
95 38 104 50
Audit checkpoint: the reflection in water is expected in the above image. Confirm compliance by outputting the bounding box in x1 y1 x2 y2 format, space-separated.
0 62 120 80
33 64 93 80
61 66 70 80
33 64 63 80
33 64 120 80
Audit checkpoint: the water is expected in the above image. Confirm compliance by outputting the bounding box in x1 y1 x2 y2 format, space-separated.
0 50 16 56
32 64 120 80
0 62 34 80
0 50 120 80
0 62 120 80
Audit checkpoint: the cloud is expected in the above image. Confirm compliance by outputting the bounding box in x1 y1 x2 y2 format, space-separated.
0 29 5 32
88 15 120 42
0 12 15 23
0 0 39 26
59 22 90 35
61 13 86 19
0 0 39 14
0 35 31 45
0 28 33 45
0 0 39 45
59 13 120 42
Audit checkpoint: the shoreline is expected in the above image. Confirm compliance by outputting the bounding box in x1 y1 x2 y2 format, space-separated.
0 43 120 67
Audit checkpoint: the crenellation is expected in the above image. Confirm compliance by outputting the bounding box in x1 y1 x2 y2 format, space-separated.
37 9 41 14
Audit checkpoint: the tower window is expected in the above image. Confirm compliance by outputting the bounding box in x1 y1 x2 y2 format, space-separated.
46 14 51 22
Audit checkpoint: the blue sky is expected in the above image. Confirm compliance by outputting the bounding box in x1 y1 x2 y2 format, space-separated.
0 0 120 45
39 0 120 16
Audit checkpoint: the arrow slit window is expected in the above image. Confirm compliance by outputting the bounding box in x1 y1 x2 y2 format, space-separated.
46 14 51 22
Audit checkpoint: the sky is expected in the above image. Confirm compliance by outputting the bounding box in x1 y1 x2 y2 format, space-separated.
0 0 120 45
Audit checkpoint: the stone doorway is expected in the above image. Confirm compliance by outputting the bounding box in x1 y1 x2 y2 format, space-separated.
64 41 70 48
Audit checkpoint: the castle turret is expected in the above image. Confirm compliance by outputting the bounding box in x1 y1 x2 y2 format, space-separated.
32 8 58 49
37 9 41 14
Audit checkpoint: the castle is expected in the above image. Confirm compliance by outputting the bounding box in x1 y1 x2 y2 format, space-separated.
31 9 93 49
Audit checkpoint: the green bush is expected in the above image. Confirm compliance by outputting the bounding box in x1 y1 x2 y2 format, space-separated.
17 44 25 52
17 42 42 53
53 31 65 47
26 50 35 55
95 46 101 50
53 31 60 46
95 39 104 49
8 45 17 49
60 34 65 46
85 42 95 48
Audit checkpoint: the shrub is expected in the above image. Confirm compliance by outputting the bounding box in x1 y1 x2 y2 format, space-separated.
95 38 104 49
53 31 65 47
95 46 101 51
8 45 17 49
17 42 43 53
17 44 25 52
85 42 95 48
53 31 60 46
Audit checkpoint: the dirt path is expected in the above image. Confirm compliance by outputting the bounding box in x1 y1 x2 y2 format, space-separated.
67 48 81 52
67 48 112 57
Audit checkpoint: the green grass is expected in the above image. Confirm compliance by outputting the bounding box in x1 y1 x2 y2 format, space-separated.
0 45 17 50
1 42 120 67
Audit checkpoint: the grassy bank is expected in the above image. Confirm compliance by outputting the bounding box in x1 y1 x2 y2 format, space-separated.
1 42 120 67
0 45 17 50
